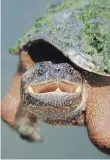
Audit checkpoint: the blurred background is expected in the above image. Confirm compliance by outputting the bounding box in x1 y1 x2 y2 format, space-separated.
1 0 110 159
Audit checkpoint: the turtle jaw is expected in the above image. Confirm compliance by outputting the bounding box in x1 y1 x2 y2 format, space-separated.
22 80 84 112
27 81 81 95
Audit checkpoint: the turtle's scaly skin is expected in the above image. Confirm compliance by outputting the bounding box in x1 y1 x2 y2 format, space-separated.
20 61 87 125
86 77 110 152
1 70 41 141
1 73 21 127
1 0 110 154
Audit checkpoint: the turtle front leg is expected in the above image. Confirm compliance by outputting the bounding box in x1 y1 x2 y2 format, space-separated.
86 84 110 153
1 72 41 142
15 103 42 142
1 73 21 126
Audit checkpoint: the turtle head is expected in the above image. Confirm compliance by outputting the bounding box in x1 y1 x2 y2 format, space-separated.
21 61 87 123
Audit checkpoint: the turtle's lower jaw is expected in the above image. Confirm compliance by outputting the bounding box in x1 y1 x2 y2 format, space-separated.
22 81 83 110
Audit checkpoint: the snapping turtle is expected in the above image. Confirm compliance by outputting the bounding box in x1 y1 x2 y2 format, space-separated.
1 0 110 153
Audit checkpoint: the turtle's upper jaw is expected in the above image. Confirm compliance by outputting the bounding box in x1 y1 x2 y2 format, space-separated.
21 61 86 113
28 81 81 94
25 81 82 109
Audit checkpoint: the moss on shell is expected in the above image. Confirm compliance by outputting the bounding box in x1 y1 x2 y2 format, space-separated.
80 4 110 73
9 0 110 74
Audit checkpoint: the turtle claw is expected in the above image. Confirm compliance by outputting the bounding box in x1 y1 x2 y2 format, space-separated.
20 134 44 143
16 124 43 143
15 102 42 142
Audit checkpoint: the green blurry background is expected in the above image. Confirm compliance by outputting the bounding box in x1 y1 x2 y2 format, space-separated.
1 0 110 159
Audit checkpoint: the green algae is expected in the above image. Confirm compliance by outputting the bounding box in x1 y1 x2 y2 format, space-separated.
9 0 110 74
79 4 110 73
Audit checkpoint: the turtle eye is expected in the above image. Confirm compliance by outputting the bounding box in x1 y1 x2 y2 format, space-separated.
69 68 74 74
66 66 74 75
38 64 47 76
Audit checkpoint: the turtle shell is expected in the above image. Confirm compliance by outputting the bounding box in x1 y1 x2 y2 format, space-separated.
9 0 110 76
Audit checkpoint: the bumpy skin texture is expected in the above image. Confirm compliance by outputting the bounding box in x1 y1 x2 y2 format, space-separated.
1 62 85 141
21 61 87 125
1 73 21 127
2 60 110 154
86 81 110 153
1 67 41 141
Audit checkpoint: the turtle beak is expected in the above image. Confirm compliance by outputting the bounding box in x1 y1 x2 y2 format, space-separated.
27 81 82 95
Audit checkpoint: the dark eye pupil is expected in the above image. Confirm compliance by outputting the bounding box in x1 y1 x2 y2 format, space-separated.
38 65 46 75
70 68 73 73
66 67 74 74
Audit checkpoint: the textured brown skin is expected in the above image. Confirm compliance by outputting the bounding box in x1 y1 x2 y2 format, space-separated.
1 52 110 151
1 71 41 141
20 51 35 70
1 73 21 127
86 82 110 154
1 51 35 126
1 72 37 126
1 71 85 127
1 58 84 141
1 55 38 130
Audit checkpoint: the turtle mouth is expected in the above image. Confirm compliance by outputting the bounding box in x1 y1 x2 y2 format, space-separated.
27 81 81 94
24 81 83 111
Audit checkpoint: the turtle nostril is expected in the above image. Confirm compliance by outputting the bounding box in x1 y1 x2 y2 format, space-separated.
55 68 61 73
